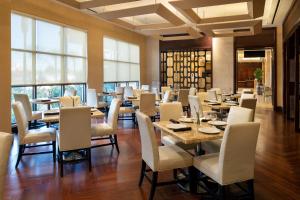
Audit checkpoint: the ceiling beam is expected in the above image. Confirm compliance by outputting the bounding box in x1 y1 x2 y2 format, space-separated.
80 0 140 9
197 19 262 30
170 0 250 10
56 0 80 8
248 0 266 18
135 23 174 30
199 14 252 24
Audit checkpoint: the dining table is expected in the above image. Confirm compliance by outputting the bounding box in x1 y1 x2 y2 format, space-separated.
31 98 60 110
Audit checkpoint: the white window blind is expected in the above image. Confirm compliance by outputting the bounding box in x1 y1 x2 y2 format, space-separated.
103 37 140 82
11 13 87 86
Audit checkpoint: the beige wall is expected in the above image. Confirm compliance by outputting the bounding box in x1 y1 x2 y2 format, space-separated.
0 0 147 132
276 26 283 107
0 0 11 133
212 37 234 92
146 37 160 87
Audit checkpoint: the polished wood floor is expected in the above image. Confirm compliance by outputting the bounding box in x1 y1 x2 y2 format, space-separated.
4 108 300 200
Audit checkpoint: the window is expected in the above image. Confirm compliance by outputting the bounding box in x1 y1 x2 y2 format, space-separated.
11 13 87 123
103 37 140 83
11 13 87 86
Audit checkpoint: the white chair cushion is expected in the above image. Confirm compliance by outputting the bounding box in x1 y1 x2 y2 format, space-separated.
119 107 135 114
91 123 113 137
161 135 180 145
158 145 193 171
193 153 220 182
24 127 56 144
31 111 42 121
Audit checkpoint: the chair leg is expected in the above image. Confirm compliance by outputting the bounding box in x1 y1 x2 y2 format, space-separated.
88 148 92 171
217 185 225 200
149 172 158 200
52 141 56 163
113 135 120 153
173 169 177 180
59 151 64 177
138 160 146 186
15 145 24 168
247 179 255 200
188 166 198 193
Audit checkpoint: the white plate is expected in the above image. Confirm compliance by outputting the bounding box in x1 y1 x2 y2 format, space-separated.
179 118 193 123
198 127 221 134
208 121 227 126
166 124 187 129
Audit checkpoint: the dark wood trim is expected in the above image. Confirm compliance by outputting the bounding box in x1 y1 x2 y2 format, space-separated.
283 0 300 41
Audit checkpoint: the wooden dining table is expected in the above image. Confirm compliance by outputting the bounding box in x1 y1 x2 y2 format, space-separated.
31 98 60 110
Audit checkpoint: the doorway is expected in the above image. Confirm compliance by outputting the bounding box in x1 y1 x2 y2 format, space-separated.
236 48 275 110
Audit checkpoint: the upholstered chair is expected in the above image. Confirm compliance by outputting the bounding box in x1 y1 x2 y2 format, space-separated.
64 88 77 96
91 98 122 152
207 90 218 101
86 88 107 111
188 95 204 118
14 93 42 125
240 93 255 100
162 90 171 103
12 102 56 168
151 88 161 101
240 98 257 121
177 89 189 109
136 111 193 200
139 93 157 120
159 102 183 146
141 85 150 91
0 132 13 199
124 86 134 99
161 86 171 99
115 87 124 100
133 89 143 98
211 88 222 95
193 122 260 199
59 96 81 108
58 107 91 177
189 87 197 96
197 92 211 112
202 106 253 154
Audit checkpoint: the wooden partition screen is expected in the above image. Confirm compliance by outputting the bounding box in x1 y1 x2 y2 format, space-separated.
160 49 212 91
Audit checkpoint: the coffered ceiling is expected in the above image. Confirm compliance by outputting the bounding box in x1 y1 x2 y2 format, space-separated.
56 0 293 40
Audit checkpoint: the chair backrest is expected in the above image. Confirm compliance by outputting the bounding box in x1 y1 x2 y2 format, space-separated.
242 88 253 94
207 90 218 101
124 86 134 98
140 93 156 117
59 96 81 108
218 122 260 185
136 111 159 171
59 107 91 151
141 85 150 91
227 106 253 124
64 87 77 96
12 102 28 144
160 102 183 121
211 88 222 95
162 90 171 103
115 87 124 100
189 87 197 96
188 95 204 118
240 93 255 99
133 89 143 98
177 89 189 107
161 86 171 98
107 98 121 131
197 92 207 102
151 88 160 101
239 98 257 121
0 132 13 198
86 88 98 108
14 94 32 120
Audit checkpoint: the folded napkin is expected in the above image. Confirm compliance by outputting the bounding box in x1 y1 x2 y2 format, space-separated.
169 119 180 124
173 127 192 132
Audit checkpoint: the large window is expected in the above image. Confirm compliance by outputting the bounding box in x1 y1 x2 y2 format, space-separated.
11 13 87 123
103 37 140 83
11 13 87 85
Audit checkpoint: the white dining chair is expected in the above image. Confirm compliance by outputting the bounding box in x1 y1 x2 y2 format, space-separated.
115 87 124 100
14 93 42 126
202 106 253 154
141 85 150 91
13 102 56 168
240 93 255 100
0 132 13 199
87 88 108 111
193 122 260 199
139 93 157 120
162 90 171 103
136 111 193 200
151 88 161 101
161 86 171 99
207 90 218 101
58 106 91 177
240 98 257 121
124 86 134 99
64 87 77 96
59 96 81 108
91 98 121 152
189 87 197 96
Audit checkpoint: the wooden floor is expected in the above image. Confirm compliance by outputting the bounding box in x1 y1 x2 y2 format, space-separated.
4 108 300 200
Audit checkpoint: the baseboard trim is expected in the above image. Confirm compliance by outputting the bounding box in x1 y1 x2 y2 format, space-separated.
275 106 283 112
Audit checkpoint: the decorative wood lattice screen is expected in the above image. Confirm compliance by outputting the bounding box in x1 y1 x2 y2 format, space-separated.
160 49 212 91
